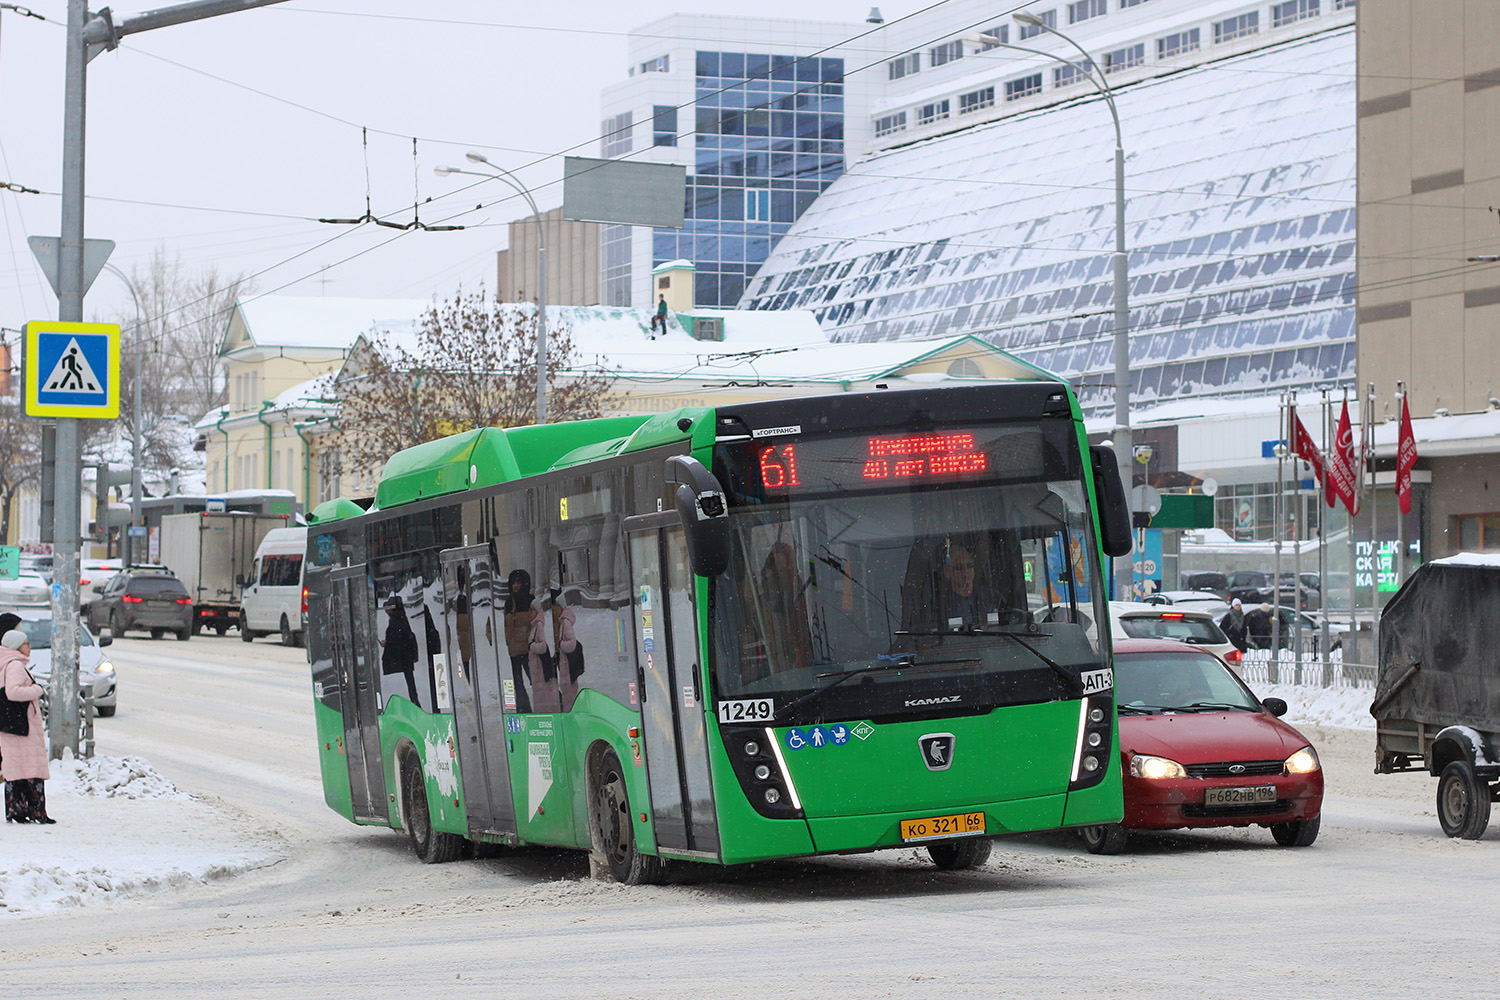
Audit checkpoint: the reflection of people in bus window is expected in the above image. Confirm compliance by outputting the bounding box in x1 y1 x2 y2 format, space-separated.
528 598 561 712
380 594 421 703
502 569 535 713
760 541 812 673
454 565 474 685
556 589 585 711
420 603 442 706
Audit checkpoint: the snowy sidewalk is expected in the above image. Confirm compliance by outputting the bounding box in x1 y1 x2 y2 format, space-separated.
0 755 282 917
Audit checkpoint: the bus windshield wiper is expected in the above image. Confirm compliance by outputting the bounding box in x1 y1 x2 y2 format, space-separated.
896 628 1083 697
771 657 976 723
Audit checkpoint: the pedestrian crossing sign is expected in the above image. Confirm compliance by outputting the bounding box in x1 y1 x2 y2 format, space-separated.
23 321 121 419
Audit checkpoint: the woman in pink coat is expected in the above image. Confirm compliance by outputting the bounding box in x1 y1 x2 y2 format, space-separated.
1 628 54 824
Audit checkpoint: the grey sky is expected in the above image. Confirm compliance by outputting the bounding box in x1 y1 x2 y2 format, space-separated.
0 1 908 337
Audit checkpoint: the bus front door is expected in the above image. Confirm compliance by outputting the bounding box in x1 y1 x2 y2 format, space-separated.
627 520 720 859
440 546 518 840
329 566 385 822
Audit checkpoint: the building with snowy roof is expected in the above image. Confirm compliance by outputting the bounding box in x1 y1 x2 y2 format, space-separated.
213 292 1046 513
743 1 1357 418
202 295 430 503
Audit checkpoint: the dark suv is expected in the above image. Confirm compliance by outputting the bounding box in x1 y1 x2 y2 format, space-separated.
1227 570 1273 605
88 567 193 640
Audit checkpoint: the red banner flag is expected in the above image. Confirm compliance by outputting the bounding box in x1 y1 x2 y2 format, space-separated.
1396 394 1418 515
1288 405 1324 485
1326 397 1360 514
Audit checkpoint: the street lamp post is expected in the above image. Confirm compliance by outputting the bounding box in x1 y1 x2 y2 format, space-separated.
992 13 1134 599
435 155 549 425
101 262 144 568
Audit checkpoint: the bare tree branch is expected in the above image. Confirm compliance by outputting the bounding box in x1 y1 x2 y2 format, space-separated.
333 288 615 483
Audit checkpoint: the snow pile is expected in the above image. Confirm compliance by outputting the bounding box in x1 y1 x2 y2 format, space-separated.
48 753 192 800
1 755 281 918
1257 681 1373 730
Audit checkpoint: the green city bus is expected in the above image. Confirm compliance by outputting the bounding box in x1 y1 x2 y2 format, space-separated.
305 382 1131 882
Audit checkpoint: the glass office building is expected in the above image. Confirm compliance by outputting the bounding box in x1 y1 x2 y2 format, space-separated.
743 26 1356 414
598 16 863 309
649 51 847 307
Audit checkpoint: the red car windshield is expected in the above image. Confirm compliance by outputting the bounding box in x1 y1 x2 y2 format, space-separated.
1115 651 1262 714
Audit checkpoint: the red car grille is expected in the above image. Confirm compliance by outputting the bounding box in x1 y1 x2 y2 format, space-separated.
1185 760 1283 778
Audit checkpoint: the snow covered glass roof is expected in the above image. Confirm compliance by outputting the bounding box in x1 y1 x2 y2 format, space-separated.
742 28 1355 414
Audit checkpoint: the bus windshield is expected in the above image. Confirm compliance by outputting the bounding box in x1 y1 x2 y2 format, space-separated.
711 422 1108 724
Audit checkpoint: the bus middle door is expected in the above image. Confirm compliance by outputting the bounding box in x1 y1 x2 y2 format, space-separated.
329 566 386 822
440 546 518 841
626 516 720 860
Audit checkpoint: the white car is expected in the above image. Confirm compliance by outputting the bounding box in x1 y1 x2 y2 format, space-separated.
0 572 51 611
1145 589 1231 615
12 611 118 717
1108 601 1241 669
80 558 122 611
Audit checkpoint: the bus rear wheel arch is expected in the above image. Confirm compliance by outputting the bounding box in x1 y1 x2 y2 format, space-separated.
587 743 662 885
398 750 464 864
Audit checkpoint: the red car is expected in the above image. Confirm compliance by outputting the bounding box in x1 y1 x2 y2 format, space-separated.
1079 638 1324 854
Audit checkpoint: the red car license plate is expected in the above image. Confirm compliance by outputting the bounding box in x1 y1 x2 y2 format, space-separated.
1204 785 1277 806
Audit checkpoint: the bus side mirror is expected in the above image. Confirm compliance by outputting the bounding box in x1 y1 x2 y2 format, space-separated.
665 455 731 577
1089 444 1133 558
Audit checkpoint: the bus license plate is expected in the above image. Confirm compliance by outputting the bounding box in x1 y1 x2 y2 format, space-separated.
1204 785 1277 806
900 811 986 842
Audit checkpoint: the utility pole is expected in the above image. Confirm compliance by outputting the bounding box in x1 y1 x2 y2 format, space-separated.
48 0 291 758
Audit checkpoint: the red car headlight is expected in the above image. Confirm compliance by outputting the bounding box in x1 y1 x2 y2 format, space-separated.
1129 754 1187 780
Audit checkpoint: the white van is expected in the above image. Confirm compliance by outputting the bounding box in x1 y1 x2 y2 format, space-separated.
239 527 307 646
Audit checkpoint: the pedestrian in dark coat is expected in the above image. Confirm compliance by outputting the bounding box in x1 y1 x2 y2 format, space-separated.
1 629 54 824
1243 603 1275 650
1219 599 1248 652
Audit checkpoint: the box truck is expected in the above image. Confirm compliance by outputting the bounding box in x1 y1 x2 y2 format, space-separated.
157 511 289 635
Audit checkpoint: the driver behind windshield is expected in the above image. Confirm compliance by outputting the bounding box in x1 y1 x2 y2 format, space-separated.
903 536 1027 633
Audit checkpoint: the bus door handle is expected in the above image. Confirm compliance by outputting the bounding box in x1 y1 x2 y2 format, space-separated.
692 666 701 708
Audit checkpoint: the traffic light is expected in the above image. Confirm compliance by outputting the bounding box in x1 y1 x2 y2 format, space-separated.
89 462 134 540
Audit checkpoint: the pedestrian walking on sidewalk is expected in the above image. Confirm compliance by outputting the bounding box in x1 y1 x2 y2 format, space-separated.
1 628 55 824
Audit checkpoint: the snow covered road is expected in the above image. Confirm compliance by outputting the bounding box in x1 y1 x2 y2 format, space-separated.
2 635 1494 998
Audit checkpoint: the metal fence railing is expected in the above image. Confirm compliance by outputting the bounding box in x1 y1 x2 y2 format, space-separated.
1237 647 1376 689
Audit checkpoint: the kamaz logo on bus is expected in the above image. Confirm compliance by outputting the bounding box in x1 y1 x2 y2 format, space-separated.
906 695 962 707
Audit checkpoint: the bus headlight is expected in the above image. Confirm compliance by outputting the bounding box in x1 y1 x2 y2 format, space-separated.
1284 747 1320 775
1130 755 1187 780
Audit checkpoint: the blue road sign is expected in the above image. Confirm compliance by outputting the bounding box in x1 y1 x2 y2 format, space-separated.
24 321 120 419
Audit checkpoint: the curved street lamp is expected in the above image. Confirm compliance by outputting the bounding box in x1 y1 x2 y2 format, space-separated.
974 13 1135 598
99 262 145 568
435 153 550 425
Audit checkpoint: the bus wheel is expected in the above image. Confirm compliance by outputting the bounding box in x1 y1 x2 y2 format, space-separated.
592 748 662 885
400 755 464 864
927 836 992 870
1079 823 1128 855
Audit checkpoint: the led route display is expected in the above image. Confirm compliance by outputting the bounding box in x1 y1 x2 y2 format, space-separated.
755 429 1018 493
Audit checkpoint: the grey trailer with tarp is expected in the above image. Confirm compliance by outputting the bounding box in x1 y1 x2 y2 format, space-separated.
1374 555 1500 839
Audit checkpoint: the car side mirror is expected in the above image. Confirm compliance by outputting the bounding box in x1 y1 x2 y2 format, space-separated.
236 573 246 588
1261 697 1288 718
98 633 112 647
